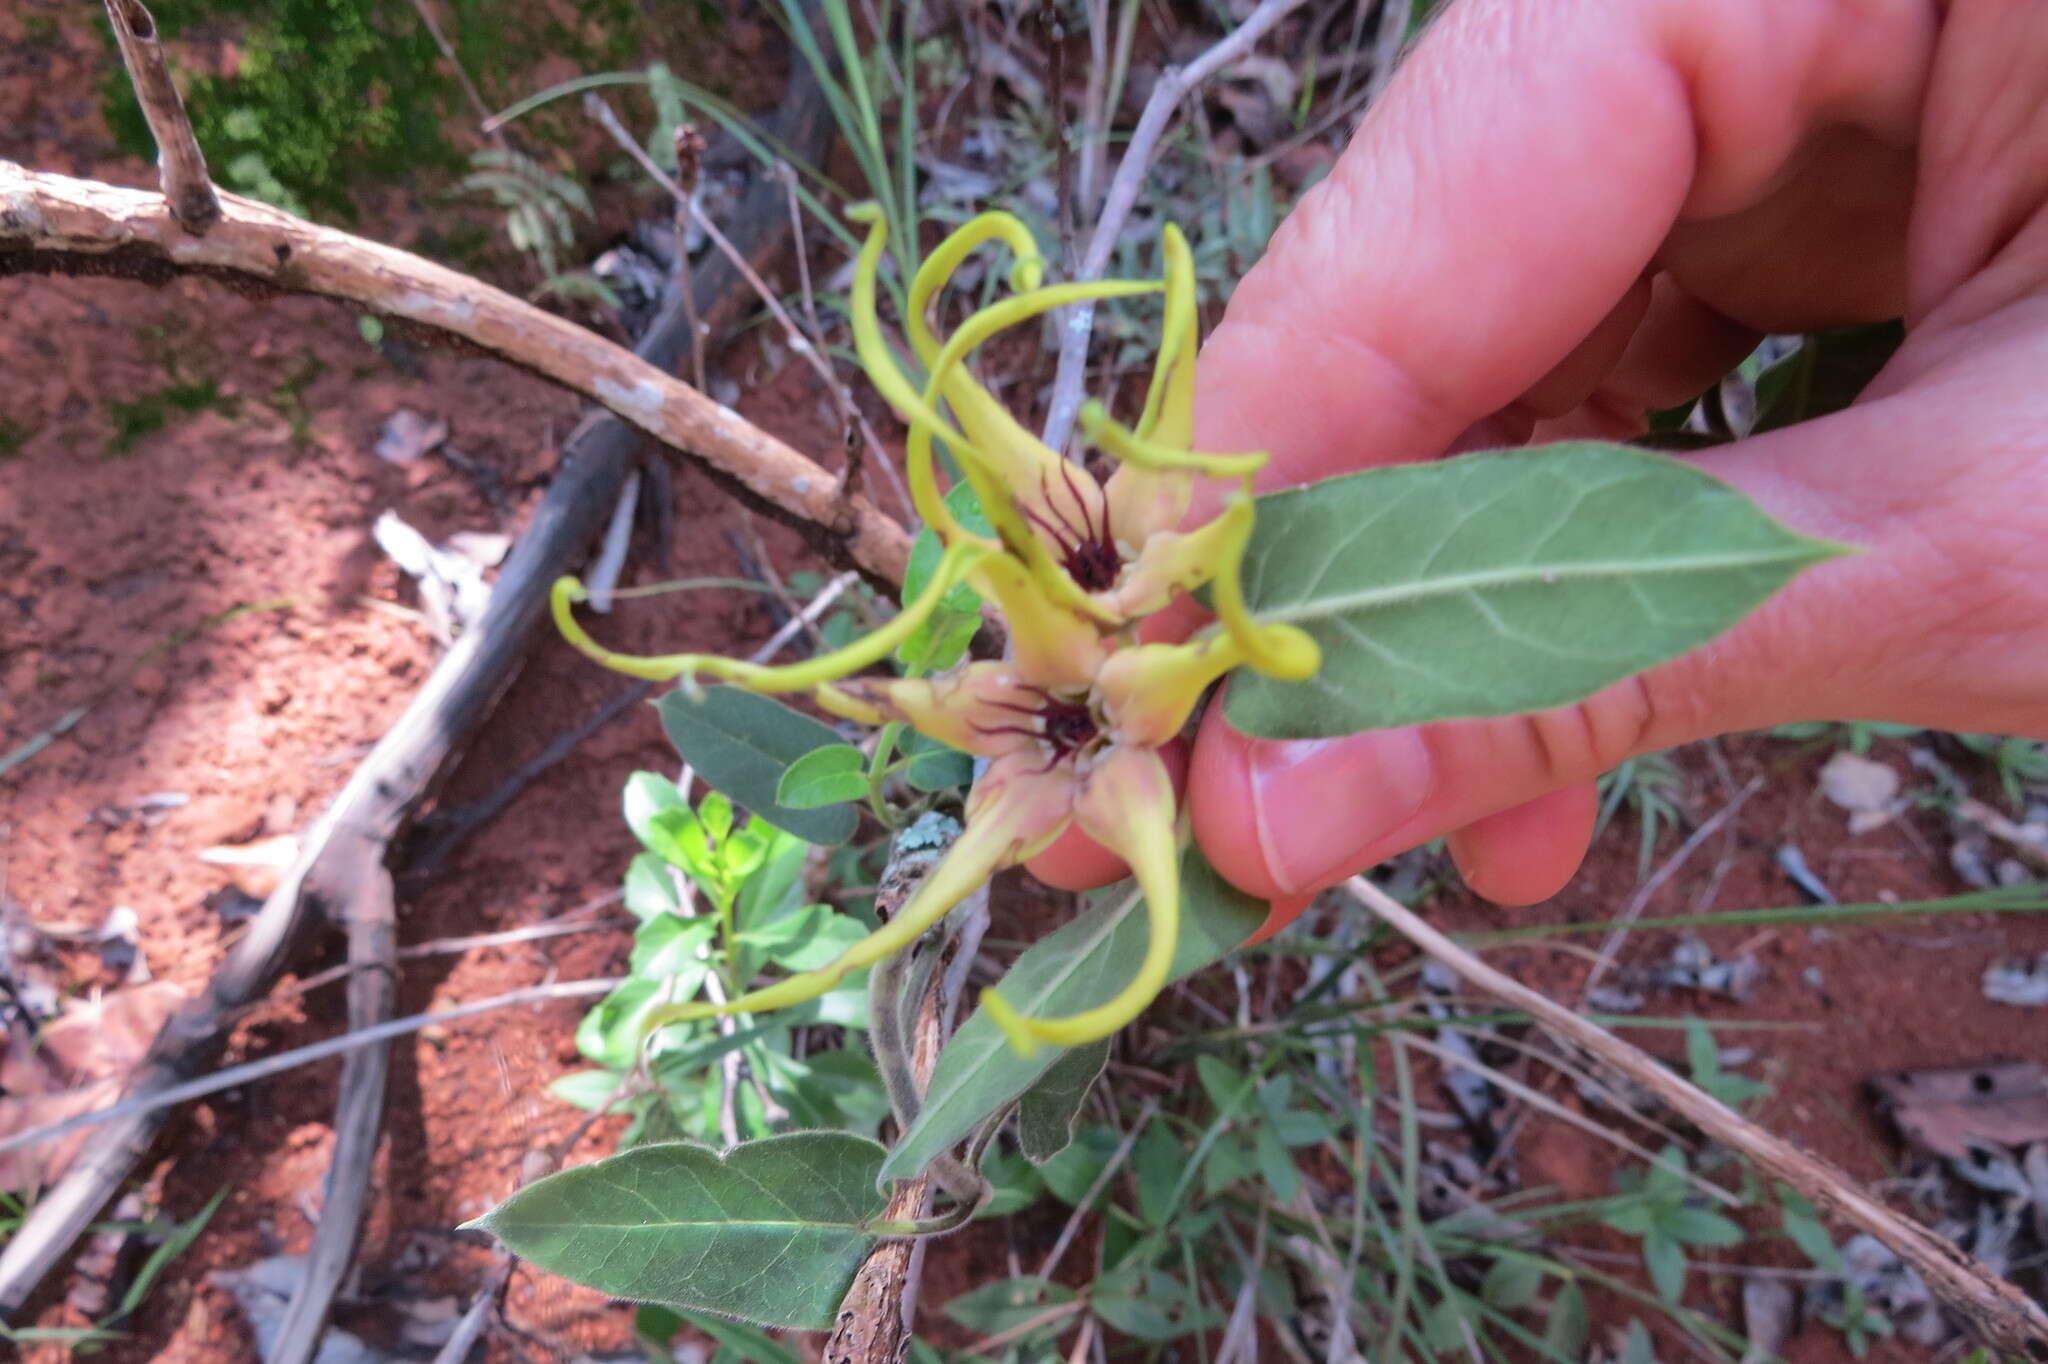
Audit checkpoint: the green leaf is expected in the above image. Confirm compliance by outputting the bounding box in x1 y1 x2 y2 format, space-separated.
623 852 680 921
1666 1207 1745 1248
1480 1254 1544 1311
577 978 666 1070
1017 1039 1109 1163
944 1276 1076 1336
776 744 871 809
1226 443 1846 740
735 827 809 931
657 687 858 845
1195 1055 1251 1114
549 1068 626 1111
1544 1282 1589 1362
1779 1188 1843 1272
879 848 1266 1184
897 484 989 674
1132 1125 1183 1226
1620 1319 1658 1364
671 1309 806 1364
740 902 868 972
631 913 716 982
465 1133 890 1330
977 1149 1045 1219
622 772 712 876
1036 1125 1120 1207
1252 1120 1298 1204
1643 1228 1688 1302
903 733 975 792
112 1188 228 1323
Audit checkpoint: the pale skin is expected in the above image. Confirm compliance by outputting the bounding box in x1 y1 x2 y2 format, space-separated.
1033 0 2048 909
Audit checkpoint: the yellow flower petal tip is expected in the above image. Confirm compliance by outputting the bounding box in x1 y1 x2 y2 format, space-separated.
979 989 1042 1059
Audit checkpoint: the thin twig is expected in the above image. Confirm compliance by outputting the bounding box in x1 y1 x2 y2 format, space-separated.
1040 0 1310 452
404 0 498 137
582 95 917 526
1581 775 1762 1004
0 979 620 1159
99 0 219 232
1343 874 2048 1355
0 160 912 587
582 468 642 612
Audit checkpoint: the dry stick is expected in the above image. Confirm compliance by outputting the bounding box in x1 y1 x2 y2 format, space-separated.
98 0 219 232
582 95 918 527
0 80 835 1323
0 159 911 589
1343 875 2048 1357
1039 0 1310 453
0 979 620 1161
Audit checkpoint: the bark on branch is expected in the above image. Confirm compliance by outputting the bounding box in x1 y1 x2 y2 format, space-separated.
0 159 911 588
99 0 220 232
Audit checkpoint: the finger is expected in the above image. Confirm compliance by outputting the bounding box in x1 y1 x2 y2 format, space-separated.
1195 0 1932 496
1445 784 1600 906
1027 739 1188 890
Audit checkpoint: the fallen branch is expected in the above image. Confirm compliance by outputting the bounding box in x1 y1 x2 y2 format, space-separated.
1343 875 2048 1356
0 159 911 588
0 74 838 1330
98 0 219 232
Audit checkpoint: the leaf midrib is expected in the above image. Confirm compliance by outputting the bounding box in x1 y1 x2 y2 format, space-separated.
1254 544 1822 626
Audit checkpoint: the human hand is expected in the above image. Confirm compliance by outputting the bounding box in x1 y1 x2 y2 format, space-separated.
1033 0 2048 914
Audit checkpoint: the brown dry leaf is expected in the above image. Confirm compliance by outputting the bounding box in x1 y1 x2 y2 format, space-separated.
1869 1061 2048 1161
0 980 186 1191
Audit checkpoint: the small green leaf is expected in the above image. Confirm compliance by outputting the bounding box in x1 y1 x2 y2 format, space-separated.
1666 1207 1745 1248
776 744 871 809
549 1069 626 1111
944 1276 1076 1336
1620 1319 1658 1364
903 733 975 792
1227 442 1848 740
630 913 715 983
576 978 666 1070
623 853 680 921
1036 1126 1120 1207
657 687 858 844
1017 1040 1109 1164
1643 1228 1688 1302
977 1150 1044 1218
1195 1055 1251 1114
897 483 990 675
880 848 1266 1185
622 772 711 875
698 790 734 845
1133 1125 1183 1226
1545 1282 1589 1362
1779 1187 1843 1272
1252 1121 1298 1204
1424 1290 1479 1355
466 1133 890 1329
734 826 809 931
740 902 867 972
1481 1254 1544 1311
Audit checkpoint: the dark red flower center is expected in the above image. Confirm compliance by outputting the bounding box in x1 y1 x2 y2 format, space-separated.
971 687 1104 769
1020 465 1122 593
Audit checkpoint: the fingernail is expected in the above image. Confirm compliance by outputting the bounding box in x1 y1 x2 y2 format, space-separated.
1246 728 1434 893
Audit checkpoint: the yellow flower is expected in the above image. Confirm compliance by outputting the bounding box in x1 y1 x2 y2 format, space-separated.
551 205 1316 1055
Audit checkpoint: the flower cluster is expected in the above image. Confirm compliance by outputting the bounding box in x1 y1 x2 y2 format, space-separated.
552 205 1316 1054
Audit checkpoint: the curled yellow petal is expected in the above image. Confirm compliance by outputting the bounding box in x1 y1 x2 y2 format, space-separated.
1135 223 1197 448
1081 399 1267 482
907 211 1045 367
983 745 1180 1054
838 662 1050 760
639 757 1077 1036
1093 630 1246 747
969 552 1107 692
549 539 989 689
1199 489 1323 682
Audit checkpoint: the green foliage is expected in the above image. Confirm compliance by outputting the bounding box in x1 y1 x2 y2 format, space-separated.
460 147 592 280
1229 442 1846 740
465 1133 892 1329
1597 750 1689 881
656 687 860 845
879 849 1267 1185
102 0 455 216
1600 1147 1746 1302
1683 1018 1771 1109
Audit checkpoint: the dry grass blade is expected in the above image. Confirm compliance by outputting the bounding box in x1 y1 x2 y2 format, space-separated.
1344 875 2048 1356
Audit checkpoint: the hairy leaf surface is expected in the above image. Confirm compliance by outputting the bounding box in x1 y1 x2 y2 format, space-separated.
1226 443 1843 740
